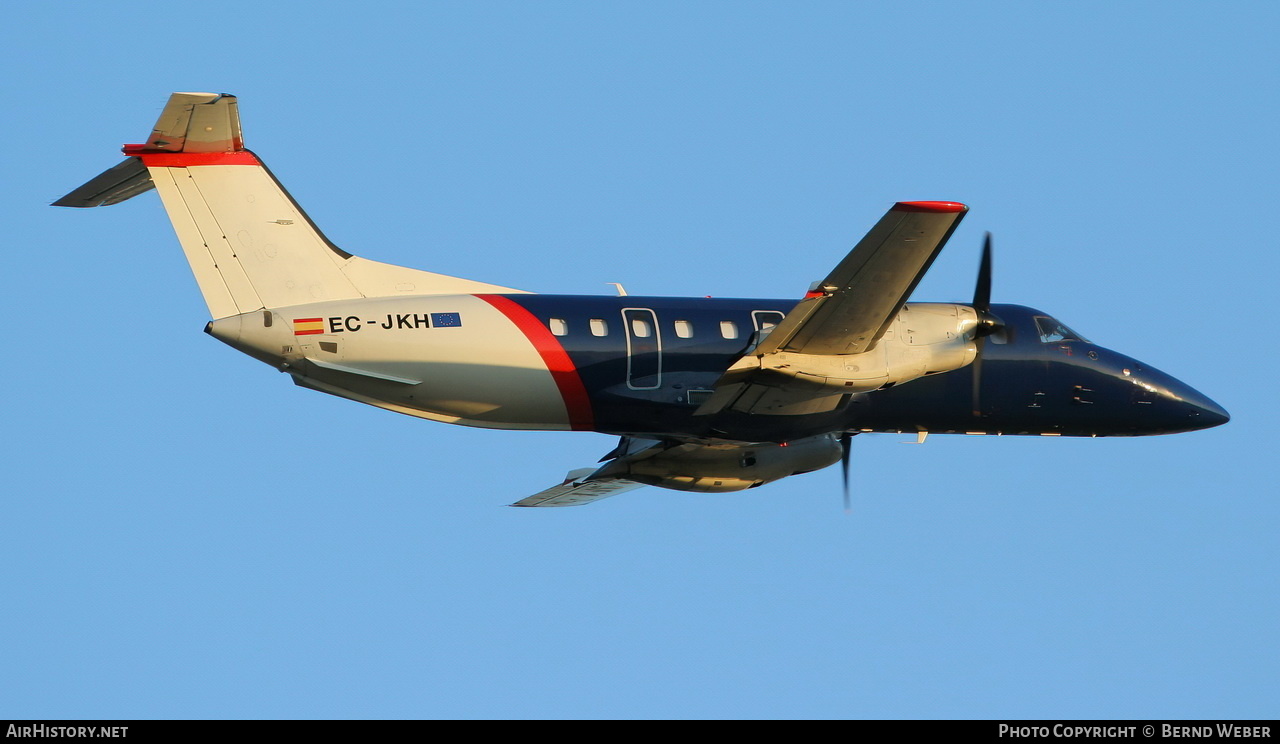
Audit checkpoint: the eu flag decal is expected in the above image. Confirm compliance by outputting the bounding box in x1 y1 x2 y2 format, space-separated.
430 312 462 328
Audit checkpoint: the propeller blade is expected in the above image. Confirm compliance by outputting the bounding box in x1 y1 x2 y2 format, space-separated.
840 433 853 514
971 334 985 417
970 233 999 418
973 232 993 311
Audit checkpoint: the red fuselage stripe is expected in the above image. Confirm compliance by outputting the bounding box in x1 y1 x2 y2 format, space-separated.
474 294 595 431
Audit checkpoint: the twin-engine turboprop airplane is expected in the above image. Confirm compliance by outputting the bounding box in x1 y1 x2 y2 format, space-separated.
56 92 1229 507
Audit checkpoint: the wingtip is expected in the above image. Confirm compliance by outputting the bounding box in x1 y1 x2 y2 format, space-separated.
894 201 968 213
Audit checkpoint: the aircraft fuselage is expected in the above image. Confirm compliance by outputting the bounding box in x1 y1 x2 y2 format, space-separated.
208 294 1227 443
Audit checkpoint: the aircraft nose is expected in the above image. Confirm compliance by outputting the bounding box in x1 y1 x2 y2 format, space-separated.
1169 382 1230 430
1127 362 1230 433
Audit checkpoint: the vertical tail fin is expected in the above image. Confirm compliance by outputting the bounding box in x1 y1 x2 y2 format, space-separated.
56 92 523 319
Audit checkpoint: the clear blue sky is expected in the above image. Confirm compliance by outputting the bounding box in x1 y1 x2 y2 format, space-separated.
2 1 1275 719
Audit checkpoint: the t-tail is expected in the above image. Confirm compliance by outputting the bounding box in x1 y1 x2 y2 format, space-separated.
55 92 523 319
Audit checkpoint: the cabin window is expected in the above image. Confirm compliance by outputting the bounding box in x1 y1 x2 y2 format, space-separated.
631 317 653 338
720 320 738 339
674 320 694 338
752 310 785 332
589 318 608 336
549 318 568 336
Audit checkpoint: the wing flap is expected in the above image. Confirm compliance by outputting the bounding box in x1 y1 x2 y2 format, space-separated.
697 383 847 417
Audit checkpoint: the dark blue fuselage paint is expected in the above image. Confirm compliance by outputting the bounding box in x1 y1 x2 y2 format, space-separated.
500 295 1228 442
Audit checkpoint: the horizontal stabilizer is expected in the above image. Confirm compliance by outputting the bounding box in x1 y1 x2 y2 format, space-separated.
53 92 240 207
511 469 643 507
53 158 154 207
146 92 242 152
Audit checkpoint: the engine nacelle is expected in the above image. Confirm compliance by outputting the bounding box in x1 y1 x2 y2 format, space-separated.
592 434 844 493
750 303 978 393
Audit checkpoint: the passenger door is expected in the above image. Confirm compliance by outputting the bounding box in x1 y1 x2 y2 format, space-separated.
623 308 662 389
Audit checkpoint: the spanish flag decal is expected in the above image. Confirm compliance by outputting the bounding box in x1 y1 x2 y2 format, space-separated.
293 318 325 336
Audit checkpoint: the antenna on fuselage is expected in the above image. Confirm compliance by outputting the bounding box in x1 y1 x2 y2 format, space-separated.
607 283 628 296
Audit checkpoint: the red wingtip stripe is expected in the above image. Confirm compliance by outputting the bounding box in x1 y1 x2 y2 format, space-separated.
474 295 595 431
894 201 968 213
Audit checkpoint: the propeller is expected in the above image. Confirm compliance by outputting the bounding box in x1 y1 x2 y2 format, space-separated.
840 432 854 513
970 233 1004 417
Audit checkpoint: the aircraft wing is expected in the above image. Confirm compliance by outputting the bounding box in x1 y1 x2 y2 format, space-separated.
510 468 644 507
695 201 968 417
756 201 968 356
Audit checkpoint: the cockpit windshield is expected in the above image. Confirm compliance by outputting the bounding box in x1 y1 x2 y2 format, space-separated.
1034 316 1088 344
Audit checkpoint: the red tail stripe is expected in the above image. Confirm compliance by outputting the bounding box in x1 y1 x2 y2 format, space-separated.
475 294 595 431
122 144 260 167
